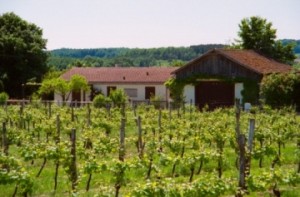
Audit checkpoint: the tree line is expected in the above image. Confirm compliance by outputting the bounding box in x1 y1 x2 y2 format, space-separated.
48 44 226 69
48 39 300 70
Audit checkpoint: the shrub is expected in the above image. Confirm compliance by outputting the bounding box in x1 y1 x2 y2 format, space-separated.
0 92 9 105
109 89 127 107
93 94 112 108
260 72 300 108
164 77 185 104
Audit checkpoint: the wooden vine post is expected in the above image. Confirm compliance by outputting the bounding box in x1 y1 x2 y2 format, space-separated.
158 108 163 152
71 103 75 122
48 101 52 118
235 99 246 196
119 117 126 162
2 122 9 156
115 116 126 197
2 122 9 171
189 99 193 120
235 99 256 197
70 128 78 191
246 119 255 176
54 114 60 189
137 116 144 159
86 103 91 126
19 100 24 116
298 137 300 173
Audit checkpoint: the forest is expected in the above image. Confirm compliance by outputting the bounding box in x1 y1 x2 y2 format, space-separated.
47 44 227 69
48 40 300 70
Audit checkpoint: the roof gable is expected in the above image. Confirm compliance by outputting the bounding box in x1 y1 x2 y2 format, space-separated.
62 67 177 84
173 49 291 77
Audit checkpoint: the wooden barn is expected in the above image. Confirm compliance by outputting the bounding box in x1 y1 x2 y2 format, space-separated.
172 49 292 109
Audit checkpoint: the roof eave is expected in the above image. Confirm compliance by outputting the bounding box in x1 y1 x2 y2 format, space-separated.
215 49 264 75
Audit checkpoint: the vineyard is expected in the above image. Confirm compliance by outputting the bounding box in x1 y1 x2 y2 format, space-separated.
0 102 299 196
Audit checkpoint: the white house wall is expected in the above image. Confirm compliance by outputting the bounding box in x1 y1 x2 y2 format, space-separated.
183 85 195 104
54 84 168 104
54 90 91 105
93 84 168 101
234 83 244 102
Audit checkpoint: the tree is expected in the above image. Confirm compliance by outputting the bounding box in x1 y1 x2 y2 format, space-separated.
39 74 89 103
237 16 296 64
69 74 90 93
39 78 69 102
0 12 48 98
171 60 185 67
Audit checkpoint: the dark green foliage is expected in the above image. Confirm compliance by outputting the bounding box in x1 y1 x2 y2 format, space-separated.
260 72 300 107
238 16 276 56
241 80 260 104
0 92 9 105
0 80 3 92
164 78 185 104
237 16 296 64
109 89 128 107
0 12 48 98
93 94 112 108
281 39 300 54
50 48 128 58
47 44 227 69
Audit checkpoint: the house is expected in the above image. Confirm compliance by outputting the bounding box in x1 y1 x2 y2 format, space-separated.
173 49 292 109
56 49 292 109
56 67 177 104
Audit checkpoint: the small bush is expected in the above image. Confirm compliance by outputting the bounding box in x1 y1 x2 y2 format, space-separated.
260 72 300 108
0 92 9 105
109 89 127 107
93 94 112 108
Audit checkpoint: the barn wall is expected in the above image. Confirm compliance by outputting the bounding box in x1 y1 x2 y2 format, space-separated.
176 53 262 81
182 82 244 106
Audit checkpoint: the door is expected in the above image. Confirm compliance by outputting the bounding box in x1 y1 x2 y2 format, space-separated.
145 87 155 100
195 81 234 110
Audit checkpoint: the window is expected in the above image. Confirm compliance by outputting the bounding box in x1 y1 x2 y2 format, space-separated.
124 88 138 97
145 87 155 100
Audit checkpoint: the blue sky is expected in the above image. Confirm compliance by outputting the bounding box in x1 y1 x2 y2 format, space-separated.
1 0 299 50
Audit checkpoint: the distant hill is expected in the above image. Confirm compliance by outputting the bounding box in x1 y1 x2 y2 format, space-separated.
48 40 300 70
48 44 226 69
280 39 300 54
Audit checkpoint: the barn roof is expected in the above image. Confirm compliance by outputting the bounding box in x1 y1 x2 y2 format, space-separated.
61 67 177 84
173 49 292 75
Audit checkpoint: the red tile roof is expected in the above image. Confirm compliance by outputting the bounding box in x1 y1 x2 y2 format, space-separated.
62 67 177 84
174 49 292 75
218 49 292 74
